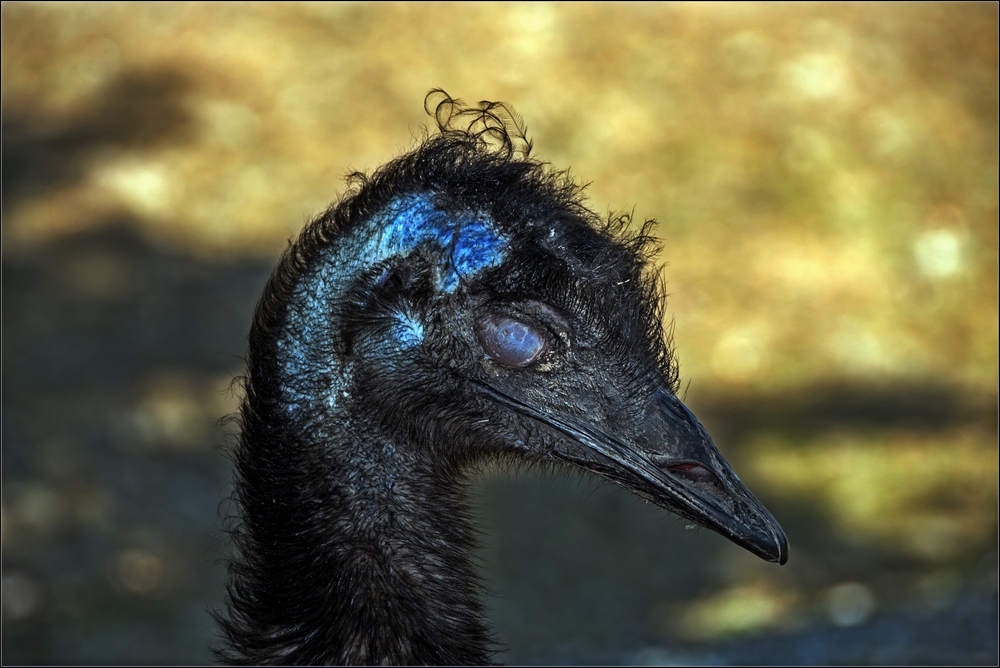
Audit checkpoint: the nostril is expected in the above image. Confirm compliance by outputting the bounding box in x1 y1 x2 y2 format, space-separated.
666 462 718 484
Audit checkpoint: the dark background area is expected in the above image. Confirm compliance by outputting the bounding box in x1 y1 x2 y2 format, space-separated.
2 3 997 665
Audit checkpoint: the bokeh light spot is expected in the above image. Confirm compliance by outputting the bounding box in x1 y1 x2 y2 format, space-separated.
673 583 795 640
825 582 876 627
914 229 963 277
1 574 43 621
712 325 770 382
785 52 851 100
94 159 172 214
116 548 164 596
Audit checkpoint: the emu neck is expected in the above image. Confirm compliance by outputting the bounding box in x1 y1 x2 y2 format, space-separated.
227 204 503 664
234 400 494 666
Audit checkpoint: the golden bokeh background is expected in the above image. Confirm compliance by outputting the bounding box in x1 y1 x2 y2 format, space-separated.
2 2 996 664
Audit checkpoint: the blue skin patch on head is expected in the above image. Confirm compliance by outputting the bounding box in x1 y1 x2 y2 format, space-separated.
371 194 505 292
278 193 506 410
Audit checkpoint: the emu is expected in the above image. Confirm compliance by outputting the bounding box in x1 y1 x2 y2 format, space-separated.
217 91 788 665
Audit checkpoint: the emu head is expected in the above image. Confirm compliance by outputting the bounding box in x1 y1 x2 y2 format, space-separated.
265 93 788 565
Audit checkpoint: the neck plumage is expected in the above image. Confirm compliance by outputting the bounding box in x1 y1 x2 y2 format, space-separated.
219 246 495 664
221 391 495 665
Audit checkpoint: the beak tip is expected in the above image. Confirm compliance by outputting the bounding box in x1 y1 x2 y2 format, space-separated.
744 522 788 564
727 522 788 565
771 531 790 565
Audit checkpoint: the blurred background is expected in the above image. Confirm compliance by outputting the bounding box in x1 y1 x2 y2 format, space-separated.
2 2 997 665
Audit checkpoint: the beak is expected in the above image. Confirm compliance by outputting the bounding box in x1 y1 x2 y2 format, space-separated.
477 383 789 565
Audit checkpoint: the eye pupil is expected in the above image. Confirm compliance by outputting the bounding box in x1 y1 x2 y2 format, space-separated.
475 313 548 367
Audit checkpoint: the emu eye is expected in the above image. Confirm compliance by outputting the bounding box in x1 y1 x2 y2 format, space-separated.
475 313 550 368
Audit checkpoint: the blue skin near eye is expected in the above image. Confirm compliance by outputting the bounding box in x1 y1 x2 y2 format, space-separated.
280 194 508 387
374 195 506 345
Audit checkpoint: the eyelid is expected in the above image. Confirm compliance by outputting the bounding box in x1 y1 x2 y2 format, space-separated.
524 300 571 333
474 313 552 368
